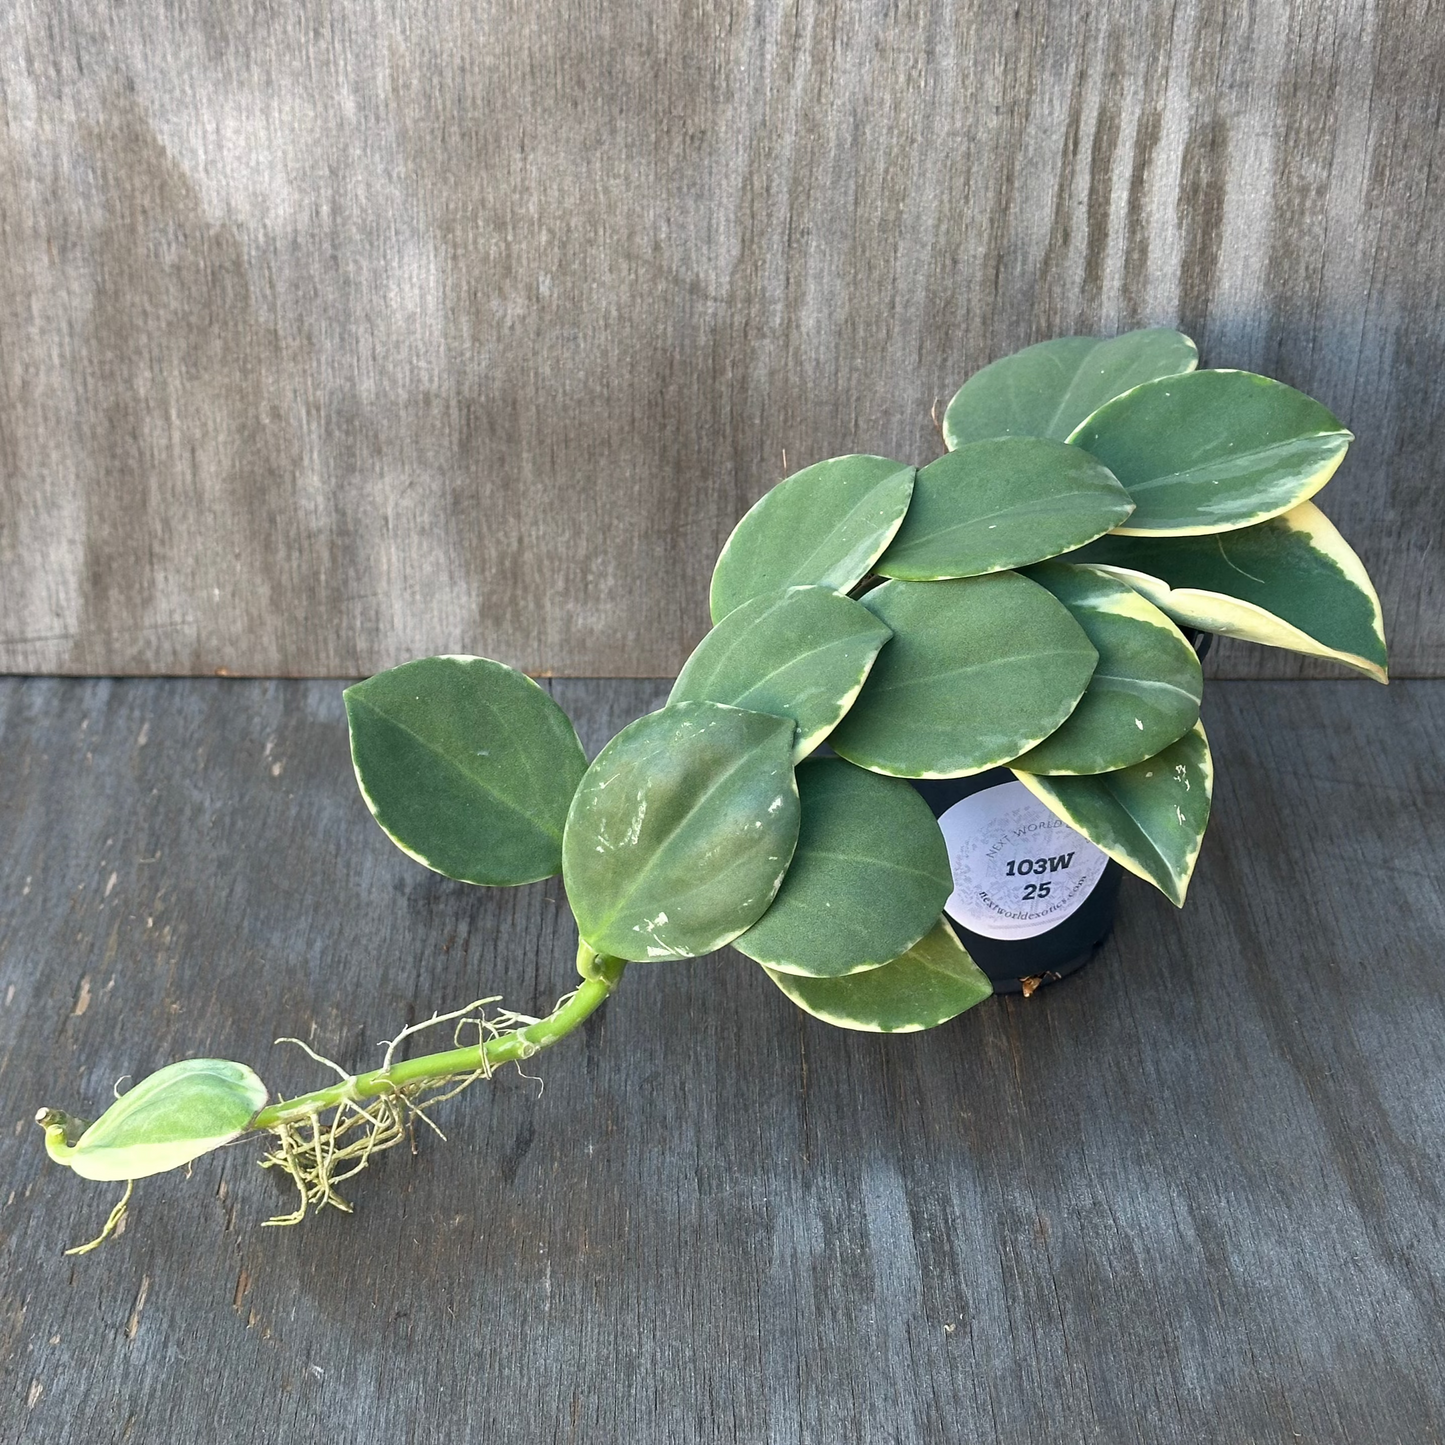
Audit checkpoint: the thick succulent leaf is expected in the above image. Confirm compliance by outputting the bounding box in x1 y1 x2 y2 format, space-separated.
345 656 587 885
762 916 992 1032
669 586 892 761
1071 500 1388 682
829 574 1098 778
562 702 799 961
874 437 1134 580
942 328 1198 447
1013 723 1213 907
48 1060 267 1182
733 758 952 977
709 455 916 622
1011 561 1202 774
1070 369 1352 535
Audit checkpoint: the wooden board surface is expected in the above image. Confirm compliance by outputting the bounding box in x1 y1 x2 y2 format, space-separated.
1 676 1442 1443
1 0 1442 680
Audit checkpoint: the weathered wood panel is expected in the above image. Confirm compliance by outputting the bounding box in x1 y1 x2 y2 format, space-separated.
1 0 1442 678
1 677 1444 1441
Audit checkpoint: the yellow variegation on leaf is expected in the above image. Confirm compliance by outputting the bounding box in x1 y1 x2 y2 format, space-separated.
1072 500 1387 683
1014 723 1213 907
38 1059 267 1182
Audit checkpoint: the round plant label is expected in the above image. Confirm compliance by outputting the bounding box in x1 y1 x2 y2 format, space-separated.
937 781 1109 940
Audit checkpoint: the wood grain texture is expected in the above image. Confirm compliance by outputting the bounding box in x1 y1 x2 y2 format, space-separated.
1 1 1442 680
1 677 1443 1442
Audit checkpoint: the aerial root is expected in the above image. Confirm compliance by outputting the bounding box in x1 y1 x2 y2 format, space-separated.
259 997 536 1226
64 1179 134 1257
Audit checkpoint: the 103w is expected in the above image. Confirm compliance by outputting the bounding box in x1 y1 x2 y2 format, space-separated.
1005 852 1075 900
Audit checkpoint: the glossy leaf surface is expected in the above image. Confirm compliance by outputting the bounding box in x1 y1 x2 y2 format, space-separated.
733 758 952 977
709 455 915 622
669 586 892 761
1070 370 1352 535
875 438 1134 580
1072 500 1388 682
563 702 799 961
346 656 587 885
762 916 992 1032
942 328 1197 447
829 574 1098 777
47 1060 267 1182
1012 561 1202 774
1014 722 1213 907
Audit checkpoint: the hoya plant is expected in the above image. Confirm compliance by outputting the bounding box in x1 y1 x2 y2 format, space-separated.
35 328 1387 1251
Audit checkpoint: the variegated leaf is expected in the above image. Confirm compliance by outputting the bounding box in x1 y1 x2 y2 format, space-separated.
942 328 1198 446
1014 723 1213 907
669 586 891 761
1073 500 1388 682
1012 561 1202 774
762 916 992 1032
1070 370 1352 535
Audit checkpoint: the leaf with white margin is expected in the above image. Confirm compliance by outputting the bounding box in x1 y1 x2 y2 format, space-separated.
562 702 800 962
1069 370 1352 536
762 916 992 1031
875 437 1134 579
942 328 1198 447
1013 723 1213 907
709 455 915 622
1070 500 1387 683
829 574 1098 778
40 1059 267 1182
733 758 951 977
346 656 587 885
1011 561 1202 774
669 586 892 762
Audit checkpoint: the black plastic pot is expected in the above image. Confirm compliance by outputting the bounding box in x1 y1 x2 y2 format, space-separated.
910 629 1212 995
911 771 1123 994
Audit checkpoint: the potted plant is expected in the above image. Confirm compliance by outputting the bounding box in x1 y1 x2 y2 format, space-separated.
34 327 1387 1250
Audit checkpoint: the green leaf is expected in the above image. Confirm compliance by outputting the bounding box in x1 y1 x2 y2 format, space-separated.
762 916 992 1032
43 1060 267 1182
562 702 800 961
1011 561 1202 774
1071 500 1388 682
709 455 916 622
828 574 1098 777
1069 370 1353 535
1013 722 1213 907
942 328 1198 447
875 437 1134 579
733 758 952 977
669 586 892 762
345 656 587 886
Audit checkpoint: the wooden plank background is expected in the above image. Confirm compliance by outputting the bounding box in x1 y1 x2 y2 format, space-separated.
1 0 1442 679
2 675 1443 1441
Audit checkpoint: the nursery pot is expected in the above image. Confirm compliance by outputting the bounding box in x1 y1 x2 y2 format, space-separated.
909 630 1212 995
911 770 1123 995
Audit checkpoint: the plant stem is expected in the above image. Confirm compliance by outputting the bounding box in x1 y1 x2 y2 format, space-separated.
250 949 626 1133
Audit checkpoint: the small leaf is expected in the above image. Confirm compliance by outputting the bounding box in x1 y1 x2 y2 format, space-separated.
709 455 916 622
1013 723 1213 907
670 586 892 761
43 1060 267 1182
1071 500 1388 682
1012 561 1202 774
762 916 992 1032
733 758 952 977
828 574 1098 778
1070 370 1353 535
942 328 1198 446
563 702 800 961
345 656 587 886
875 437 1134 580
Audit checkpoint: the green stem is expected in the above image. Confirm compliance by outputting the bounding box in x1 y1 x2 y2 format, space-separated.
250 947 625 1133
